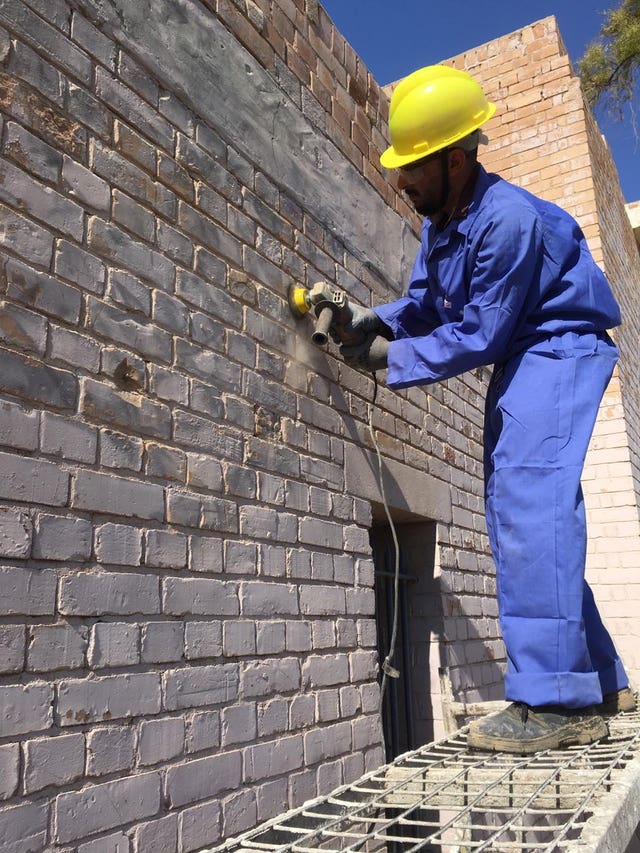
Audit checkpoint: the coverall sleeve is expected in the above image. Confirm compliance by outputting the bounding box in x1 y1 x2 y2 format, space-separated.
374 248 442 337
386 208 541 389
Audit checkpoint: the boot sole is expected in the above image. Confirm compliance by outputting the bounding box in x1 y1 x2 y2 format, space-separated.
467 716 608 755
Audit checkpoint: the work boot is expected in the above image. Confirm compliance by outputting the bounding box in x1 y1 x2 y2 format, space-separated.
467 702 608 754
596 687 637 716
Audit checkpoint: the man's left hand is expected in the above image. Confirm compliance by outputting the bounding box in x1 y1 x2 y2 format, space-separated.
340 333 389 372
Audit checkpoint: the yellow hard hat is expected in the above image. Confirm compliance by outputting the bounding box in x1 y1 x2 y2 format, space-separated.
380 65 496 169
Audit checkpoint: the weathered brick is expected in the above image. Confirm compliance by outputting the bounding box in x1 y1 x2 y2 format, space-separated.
0 398 39 451
174 340 242 391
32 512 92 561
85 299 172 363
0 565 57 615
86 725 136 776
0 348 77 411
0 801 48 852
238 505 297 543
87 216 173 289
3 119 62 181
145 528 187 568
240 580 299 616
71 12 116 69
223 620 256 656
0 743 19 800
304 720 352 764
180 800 221 853
165 751 241 808
256 620 286 655
88 622 139 668
23 733 85 793
54 238 106 293
82 377 172 441
138 717 184 765
95 67 173 149
186 709 220 753
62 155 110 211
299 584 345 616
59 570 159 616
163 576 239 616
302 652 350 688
50 325 102 373
112 187 156 241
57 673 161 726
223 788 257 839
163 663 239 710
0 682 53 737
72 469 164 520
27 623 88 672
55 773 161 843
78 832 130 853
298 516 343 550
100 428 144 471
241 657 301 699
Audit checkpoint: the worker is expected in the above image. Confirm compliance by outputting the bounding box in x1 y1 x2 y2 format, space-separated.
338 65 634 753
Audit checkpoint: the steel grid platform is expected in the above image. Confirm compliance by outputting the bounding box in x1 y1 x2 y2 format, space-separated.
210 708 640 853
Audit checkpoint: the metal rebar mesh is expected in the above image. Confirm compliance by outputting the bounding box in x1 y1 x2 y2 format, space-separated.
210 709 640 853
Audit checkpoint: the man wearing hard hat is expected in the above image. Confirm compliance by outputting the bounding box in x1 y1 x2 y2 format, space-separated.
340 65 634 753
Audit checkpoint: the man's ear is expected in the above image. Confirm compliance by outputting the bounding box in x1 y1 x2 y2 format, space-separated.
448 147 468 175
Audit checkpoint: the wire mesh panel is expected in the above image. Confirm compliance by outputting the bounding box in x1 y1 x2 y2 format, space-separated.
210 709 640 853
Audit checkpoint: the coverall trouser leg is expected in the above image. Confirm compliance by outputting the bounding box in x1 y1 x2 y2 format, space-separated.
484 331 628 708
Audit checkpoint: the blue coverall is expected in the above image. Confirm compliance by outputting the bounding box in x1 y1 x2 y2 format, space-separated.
374 164 629 708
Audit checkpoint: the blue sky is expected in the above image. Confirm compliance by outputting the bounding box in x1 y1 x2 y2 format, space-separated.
321 0 639 203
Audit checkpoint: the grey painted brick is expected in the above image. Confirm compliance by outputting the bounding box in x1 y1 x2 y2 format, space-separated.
57 673 161 726
174 340 242 391
177 269 242 328
311 552 333 582
55 238 106 293
148 365 189 405
91 141 174 218
200 494 239 535
184 620 222 660
241 658 301 699
50 325 102 373
0 398 39 451
165 751 241 808
66 81 112 140
3 120 62 181
138 717 184 766
82 377 172 439
258 698 288 737
163 663 239 710
177 200 241 264
289 694 315 730
285 620 312 653
72 469 164 521
346 586 375 616
59 571 159 616
173 411 243 461
145 529 187 568
0 157 84 239
0 565 57 615
186 710 220 754
0 801 48 853
0 743 19 800
190 534 224 573
23 732 85 793
245 436 299 478
221 702 256 747
86 725 135 776
55 772 161 843
158 152 194 200
240 580 299 617
223 788 257 839
223 621 256 657
100 428 144 472
256 621 286 655
0 347 77 411
32 513 92 561
85 298 172 363
190 378 227 421
78 832 130 853
224 463 257 499
0 299 47 354
0 201 54 266
304 721 352 765
180 800 221 853
140 621 183 664
0 682 53 737
9 38 62 107
107 268 151 316
118 51 158 105
166 489 201 529
89 622 139 668
298 517 343 550
0 624 25 673
287 548 312 580
0 507 31 558
152 289 189 336
317 689 340 723
223 540 258 576
133 814 178 853
87 216 173 289
258 776 291 822
259 544 286 578
62 155 110 211
163 576 239 616
353 714 384 750
157 218 193 266
27 623 88 672
244 733 304 782
95 522 143 566
244 371 296 418
299 584 345 616
349 649 378 682
114 120 156 173
302 653 350 689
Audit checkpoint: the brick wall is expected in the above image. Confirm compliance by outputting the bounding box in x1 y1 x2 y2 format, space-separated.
0 2 639 850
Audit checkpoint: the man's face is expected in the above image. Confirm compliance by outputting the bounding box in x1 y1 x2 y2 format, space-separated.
396 151 449 217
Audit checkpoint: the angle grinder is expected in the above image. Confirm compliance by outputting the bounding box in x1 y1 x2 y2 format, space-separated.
288 281 365 347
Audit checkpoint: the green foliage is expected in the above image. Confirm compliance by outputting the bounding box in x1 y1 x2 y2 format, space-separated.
578 0 640 116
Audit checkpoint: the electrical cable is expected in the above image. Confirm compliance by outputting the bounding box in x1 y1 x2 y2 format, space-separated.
367 372 402 715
